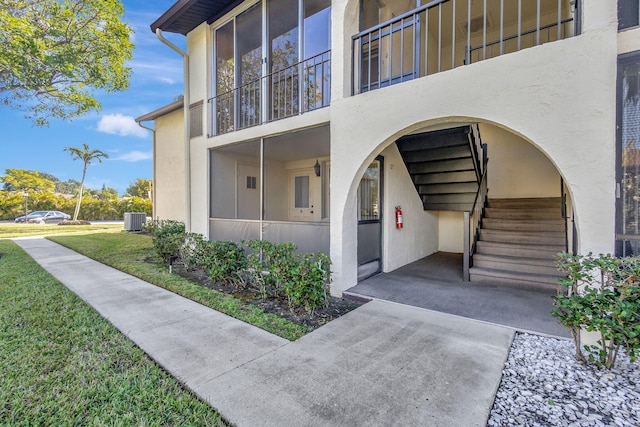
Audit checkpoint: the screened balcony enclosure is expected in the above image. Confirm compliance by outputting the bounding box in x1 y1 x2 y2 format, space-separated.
209 125 330 254
353 0 580 94
210 0 331 136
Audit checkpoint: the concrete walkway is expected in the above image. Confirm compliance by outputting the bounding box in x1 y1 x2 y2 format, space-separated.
15 238 514 427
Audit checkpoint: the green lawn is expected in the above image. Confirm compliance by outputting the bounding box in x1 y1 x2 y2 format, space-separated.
49 233 308 341
0 240 226 426
0 222 123 238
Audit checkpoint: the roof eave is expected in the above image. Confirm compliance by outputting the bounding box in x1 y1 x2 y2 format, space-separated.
135 100 184 123
150 0 195 35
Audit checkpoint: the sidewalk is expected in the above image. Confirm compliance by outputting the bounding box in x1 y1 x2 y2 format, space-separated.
15 238 514 427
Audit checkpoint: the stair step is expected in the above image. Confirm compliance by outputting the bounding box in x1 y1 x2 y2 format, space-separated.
469 267 561 292
401 146 472 163
487 197 562 209
480 229 566 245
473 253 561 276
424 202 474 211
396 127 471 151
475 241 565 259
408 158 475 174
423 192 477 204
413 170 477 184
482 218 565 232
418 182 478 195
484 207 562 220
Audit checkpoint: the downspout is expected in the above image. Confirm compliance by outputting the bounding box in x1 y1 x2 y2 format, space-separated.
137 120 156 219
155 28 191 231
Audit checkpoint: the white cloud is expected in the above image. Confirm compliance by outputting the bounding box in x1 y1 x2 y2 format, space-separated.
111 151 152 162
97 114 148 138
129 59 183 85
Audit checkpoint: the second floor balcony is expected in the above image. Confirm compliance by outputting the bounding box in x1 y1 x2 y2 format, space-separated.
209 50 331 136
352 0 580 95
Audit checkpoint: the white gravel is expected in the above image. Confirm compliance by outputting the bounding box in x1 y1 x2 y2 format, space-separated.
488 333 640 427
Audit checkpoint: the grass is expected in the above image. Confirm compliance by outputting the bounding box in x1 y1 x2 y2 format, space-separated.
0 222 123 238
49 233 308 341
0 239 226 426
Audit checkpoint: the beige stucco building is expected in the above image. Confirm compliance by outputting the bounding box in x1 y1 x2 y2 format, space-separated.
137 0 640 297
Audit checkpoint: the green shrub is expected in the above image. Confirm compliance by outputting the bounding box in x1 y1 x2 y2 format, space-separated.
553 252 640 369
245 240 331 312
179 233 208 271
284 253 332 314
202 240 246 283
246 240 297 299
145 220 186 261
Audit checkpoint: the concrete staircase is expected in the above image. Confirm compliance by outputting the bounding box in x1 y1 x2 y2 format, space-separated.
396 126 479 211
469 197 566 292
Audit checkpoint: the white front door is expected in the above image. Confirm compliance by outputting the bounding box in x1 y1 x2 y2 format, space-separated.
289 169 317 221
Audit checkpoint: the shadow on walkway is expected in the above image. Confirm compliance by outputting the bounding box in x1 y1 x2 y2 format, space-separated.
347 252 569 338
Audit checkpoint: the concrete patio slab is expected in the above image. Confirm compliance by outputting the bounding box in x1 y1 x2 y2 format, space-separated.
348 252 569 338
14 238 515 427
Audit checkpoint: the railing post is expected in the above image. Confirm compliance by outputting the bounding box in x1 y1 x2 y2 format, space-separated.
464 211 470 281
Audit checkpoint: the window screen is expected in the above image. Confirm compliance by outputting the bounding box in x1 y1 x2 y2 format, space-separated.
619 0 640 30
617 55 640 256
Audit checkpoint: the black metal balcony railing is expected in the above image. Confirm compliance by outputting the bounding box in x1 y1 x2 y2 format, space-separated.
209 50 331 136
352 0 579 95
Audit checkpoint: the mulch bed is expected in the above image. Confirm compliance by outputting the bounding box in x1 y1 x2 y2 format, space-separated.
171 264 365 331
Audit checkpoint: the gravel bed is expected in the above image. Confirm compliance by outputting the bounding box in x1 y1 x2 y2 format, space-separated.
488 333 640 427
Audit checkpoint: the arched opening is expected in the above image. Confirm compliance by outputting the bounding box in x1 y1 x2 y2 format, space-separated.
345 119 574 335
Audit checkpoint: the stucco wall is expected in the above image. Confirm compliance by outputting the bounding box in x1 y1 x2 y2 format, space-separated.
481 123 562 199
328 0 619 294
439 212 464 253
154 108 186 222
380 144 439 272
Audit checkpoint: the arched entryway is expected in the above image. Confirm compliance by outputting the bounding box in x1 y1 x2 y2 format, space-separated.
346 120 574 336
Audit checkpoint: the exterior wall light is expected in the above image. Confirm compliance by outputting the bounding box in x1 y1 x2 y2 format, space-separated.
314 159 321 177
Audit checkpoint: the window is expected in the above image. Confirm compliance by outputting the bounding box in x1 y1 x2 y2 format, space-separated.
294 175 310 208
215 21 234 134
246 176 257 189
357 161 380 221
616 53 640 256
619 0 640 31
190 102 203 137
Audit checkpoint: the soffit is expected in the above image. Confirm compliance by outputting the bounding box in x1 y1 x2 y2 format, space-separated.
151 0 243 35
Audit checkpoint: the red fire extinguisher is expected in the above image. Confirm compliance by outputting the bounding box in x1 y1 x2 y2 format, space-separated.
395 206 403 229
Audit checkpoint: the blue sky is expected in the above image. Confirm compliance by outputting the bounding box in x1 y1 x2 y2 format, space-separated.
0 0 185 195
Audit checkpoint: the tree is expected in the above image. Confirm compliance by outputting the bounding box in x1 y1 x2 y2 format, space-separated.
126 178 153 199
64 143 109 220
0 0 133 125
98 183 119 200
55 179 81 195
1 169 55 192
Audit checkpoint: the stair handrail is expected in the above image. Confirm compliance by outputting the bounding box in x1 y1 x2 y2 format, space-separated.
561 177 571 253
463 153 488 281
467 124 484 183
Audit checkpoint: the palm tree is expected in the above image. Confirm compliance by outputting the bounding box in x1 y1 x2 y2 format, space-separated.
64 143 109 220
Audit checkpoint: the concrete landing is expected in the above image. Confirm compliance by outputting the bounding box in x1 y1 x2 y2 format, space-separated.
348 252 569 338
15 238 514 427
